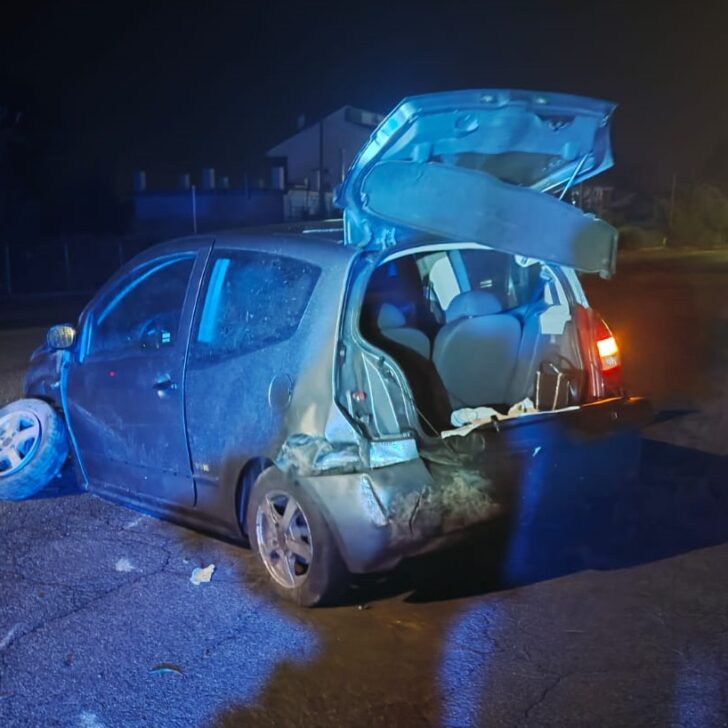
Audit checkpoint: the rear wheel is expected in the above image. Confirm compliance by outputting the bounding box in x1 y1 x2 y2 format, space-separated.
247 468 348 606
0 398 69 500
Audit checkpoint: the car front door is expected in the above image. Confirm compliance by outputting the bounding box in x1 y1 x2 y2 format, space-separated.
65 243 210 508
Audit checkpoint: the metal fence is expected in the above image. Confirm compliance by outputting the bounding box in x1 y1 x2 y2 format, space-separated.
0 235 157 297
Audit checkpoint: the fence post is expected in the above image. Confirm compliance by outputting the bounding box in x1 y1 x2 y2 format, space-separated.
63 238 72 291
3 242 11 295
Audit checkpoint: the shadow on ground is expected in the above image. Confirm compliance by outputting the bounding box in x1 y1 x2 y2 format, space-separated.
209 433 728 726
301 436 728 607
27 462 84 500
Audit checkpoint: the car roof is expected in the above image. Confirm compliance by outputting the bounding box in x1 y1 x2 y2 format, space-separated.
230 218 345 242
212 222 353 264
131 219 356 269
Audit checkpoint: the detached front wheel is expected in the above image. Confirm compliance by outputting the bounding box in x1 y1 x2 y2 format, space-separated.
247 469 348 607
0 398 69 500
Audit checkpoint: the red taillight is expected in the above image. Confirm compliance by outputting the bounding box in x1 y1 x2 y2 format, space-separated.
575 306 622 400
593 317 621 373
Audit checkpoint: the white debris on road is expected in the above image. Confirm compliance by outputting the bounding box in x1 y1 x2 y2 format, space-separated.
190 564 215 585
0 624 20 651
78 711 106 728
123 515 147 530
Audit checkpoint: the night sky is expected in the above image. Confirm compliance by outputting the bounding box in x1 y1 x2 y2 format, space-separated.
2 0 728 194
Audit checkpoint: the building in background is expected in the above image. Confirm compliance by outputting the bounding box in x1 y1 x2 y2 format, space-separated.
130 105 384 238
267 106 384 220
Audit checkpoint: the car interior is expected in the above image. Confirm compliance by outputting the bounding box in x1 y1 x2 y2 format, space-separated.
359 245 585 433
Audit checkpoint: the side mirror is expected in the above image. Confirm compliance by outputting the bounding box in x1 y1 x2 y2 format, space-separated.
47 324 77 350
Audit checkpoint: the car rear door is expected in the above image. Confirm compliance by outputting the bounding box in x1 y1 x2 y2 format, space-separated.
65 240 211 508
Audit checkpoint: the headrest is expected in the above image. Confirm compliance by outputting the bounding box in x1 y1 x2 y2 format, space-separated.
378 303 407 329
445 291 504 322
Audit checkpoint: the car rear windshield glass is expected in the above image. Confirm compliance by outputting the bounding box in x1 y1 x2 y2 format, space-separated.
414 247 542 314
191 250 320 361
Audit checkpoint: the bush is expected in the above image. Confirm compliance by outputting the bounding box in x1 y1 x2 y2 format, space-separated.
617 225 665 251
664 183 728 248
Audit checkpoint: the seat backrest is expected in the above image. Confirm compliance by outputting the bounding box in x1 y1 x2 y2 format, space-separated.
433 291 522 407
377 303 431 360
506 286 549 403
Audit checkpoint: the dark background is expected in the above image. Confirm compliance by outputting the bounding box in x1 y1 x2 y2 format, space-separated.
3 0 728 202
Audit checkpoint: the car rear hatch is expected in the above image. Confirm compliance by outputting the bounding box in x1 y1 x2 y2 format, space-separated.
336 89 619 277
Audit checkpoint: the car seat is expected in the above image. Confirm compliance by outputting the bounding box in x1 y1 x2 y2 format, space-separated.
377 303 431 360
433 291 522 407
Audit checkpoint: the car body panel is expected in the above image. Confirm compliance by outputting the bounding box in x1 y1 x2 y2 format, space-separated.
63 238 212 509
24 348 66 408
23 231 360 540
353 161 618 276
336 89 618 276
183 232 357 535
295 396 652 573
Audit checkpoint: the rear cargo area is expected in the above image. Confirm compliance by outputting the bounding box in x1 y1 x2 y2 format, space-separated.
359 244 587 434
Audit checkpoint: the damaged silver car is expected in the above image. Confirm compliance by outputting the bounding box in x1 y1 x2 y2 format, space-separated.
1 90 651 605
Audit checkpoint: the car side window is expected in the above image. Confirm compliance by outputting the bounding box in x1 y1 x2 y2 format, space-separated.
191 250 320 362
459 248 541 308
88 255 195 357
422 253 460 310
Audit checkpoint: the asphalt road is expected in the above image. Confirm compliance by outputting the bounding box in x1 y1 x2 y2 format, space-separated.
1 250 727 727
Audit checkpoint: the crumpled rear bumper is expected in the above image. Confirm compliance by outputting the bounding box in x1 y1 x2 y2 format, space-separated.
301 444 532 573
301 396 653 574
300 459 442 574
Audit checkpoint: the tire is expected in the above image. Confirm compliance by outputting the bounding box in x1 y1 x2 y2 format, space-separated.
246 468 348 607
0 398 70 501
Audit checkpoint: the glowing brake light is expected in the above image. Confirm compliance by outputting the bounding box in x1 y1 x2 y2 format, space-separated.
596 335 620 371
574 305 623 400
594 318 621 373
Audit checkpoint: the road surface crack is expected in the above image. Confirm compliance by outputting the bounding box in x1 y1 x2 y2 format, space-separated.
0 548 172 655
523 671 570 721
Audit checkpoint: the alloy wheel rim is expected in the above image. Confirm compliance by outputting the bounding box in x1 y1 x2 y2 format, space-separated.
0 410 42 477
255 491 314 589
